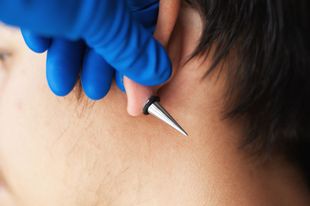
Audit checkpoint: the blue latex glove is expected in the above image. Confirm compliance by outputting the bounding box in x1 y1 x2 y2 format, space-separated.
0 0 171 99
21 0 160 99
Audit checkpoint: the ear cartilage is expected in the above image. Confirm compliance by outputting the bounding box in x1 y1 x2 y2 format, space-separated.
143 96 188 136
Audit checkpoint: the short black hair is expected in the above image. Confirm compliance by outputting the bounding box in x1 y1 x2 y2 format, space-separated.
185 0 310 184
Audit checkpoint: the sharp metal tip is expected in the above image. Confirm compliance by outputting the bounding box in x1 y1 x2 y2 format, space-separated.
146 101 188 137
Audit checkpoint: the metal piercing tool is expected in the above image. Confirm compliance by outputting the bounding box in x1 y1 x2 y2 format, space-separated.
143 96 188 136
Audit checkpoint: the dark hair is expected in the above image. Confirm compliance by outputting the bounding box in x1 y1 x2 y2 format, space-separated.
185 0 310 184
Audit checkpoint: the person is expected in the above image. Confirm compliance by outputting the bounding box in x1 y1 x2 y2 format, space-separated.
0 0 310 205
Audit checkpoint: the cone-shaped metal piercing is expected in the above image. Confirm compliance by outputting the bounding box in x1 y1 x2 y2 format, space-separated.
143 96 188 136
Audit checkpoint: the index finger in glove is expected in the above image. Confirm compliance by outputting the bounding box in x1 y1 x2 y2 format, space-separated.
81 1 172 87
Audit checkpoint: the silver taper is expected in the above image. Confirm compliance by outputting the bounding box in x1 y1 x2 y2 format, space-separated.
143 96 188 136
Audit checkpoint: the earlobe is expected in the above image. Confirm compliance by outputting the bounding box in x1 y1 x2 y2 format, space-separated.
155 0 181 46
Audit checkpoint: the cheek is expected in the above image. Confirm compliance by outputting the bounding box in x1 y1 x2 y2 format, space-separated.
0 48 81 205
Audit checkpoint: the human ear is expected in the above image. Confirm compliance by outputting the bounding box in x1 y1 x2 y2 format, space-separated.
124 0 181 116
154 0 181 46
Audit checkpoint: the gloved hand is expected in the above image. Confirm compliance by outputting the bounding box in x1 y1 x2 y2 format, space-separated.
0 0 172 100
20 0 161 100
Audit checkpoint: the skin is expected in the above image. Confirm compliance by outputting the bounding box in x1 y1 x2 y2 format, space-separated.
0 3 309 206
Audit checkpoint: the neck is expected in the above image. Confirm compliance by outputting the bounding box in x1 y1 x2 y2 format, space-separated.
115 5 310 205
68 5 310 205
